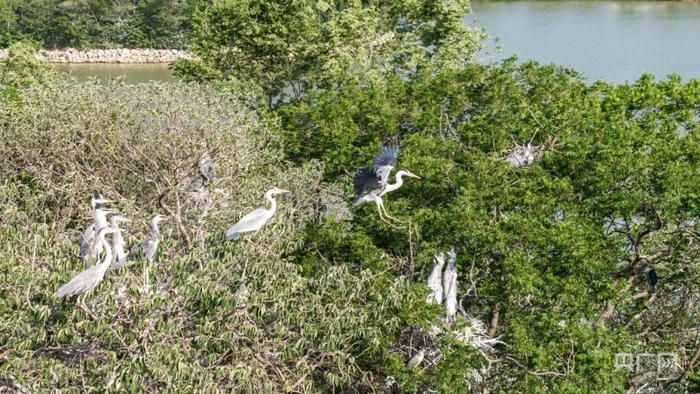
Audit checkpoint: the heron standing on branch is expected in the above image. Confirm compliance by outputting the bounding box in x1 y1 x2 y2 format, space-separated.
57 226 121 307
225 187 290 241
79 193 114 267
130 214 166 291
353 145 420 224
443 246 458 323
426 252 445 304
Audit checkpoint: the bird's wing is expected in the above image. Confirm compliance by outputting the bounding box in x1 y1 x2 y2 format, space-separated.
353 168 383 197
56 264 107 297
226 208 271 237
371 145 399 185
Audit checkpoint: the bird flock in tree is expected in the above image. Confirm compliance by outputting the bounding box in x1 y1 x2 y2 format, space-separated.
55 142 533 369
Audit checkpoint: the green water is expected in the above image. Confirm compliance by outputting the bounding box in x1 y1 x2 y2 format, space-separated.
53 63 176 84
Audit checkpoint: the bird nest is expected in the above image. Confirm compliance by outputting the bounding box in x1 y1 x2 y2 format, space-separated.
501 136 558 167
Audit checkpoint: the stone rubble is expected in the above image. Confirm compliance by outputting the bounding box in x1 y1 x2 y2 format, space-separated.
0 48 195 63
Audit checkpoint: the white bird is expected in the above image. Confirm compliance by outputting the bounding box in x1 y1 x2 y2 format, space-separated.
57 226 120 298
130 214 166 291
505 141 535 167
109 213 132 268
79 193 114 267
444 246 458 323
225 187 290 241
406 349 425 369
353 145 420 224
426 252 445 304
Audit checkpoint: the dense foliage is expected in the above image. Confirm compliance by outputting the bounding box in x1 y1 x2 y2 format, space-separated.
0 0 203 49
174 0 484 105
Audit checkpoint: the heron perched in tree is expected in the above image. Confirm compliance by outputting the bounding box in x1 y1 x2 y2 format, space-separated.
225 187 290 241
647 268 658 292
426 252 445 305
406 349 425 369
109 213 132 268
79 193 114 267
57 226 120 300
443 246 458 323
352 145 420 224
505 141 535 167
130 214 166 291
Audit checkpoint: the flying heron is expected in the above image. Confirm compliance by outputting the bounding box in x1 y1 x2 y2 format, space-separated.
57 226 120 302
79 193 114 267
225 187 290 241
109 213 132 268
443 246 458 323
130 214 166 291
352 145 420 224
426 252 445 305
406 349 425 369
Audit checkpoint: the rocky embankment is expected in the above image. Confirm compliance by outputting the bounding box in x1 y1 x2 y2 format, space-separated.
0 48 194 63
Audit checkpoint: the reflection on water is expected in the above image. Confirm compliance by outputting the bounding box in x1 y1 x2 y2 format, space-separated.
53 63 176 84
471 1 700 83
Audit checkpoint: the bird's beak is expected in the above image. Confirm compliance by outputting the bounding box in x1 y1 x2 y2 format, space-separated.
277 189 291 194
121 218 133 223
409 173 421 179
102 199 115 203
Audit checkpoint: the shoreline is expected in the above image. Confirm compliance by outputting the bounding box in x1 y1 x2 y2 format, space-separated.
0 48 194 63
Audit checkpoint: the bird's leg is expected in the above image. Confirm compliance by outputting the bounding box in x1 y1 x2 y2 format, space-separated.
380 201 406 224
142 260 151 294
77 294 96 320
375 200 401 229
378 199 405 226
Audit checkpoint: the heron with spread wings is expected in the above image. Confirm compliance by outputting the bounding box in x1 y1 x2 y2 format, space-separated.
353 145 420 224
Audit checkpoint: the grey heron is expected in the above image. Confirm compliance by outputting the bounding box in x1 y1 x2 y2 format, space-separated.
57 226 120 299
225 187 290 241
352 145 420 224
109 213 132 268
505 141 535 167
443 246 458 323
130 214 166 291
79 193 114 267
426 252 445 304
406 349 425 369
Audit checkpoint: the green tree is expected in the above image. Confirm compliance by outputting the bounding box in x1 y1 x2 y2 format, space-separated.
175 0 484 106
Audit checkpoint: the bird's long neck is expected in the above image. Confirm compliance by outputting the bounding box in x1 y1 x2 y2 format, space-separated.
266 191 277 213
99 233 112 267
151 220 160 235
384 171 406 193
95 209 109 230
110 218 120 230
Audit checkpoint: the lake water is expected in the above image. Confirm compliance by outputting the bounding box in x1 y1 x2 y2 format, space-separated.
52 2 700 85
471 0 700 83
53 63 175 84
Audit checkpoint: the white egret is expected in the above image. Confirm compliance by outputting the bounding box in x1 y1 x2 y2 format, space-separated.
353 145 420 224
406 349 425 369
225 187 290 241
505 141 536 167
57 226 120 299
109 213 132 268
426 252 445 304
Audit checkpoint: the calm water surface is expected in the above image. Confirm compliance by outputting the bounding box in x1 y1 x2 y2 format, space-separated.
53 63 175 84
471 1 700 83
